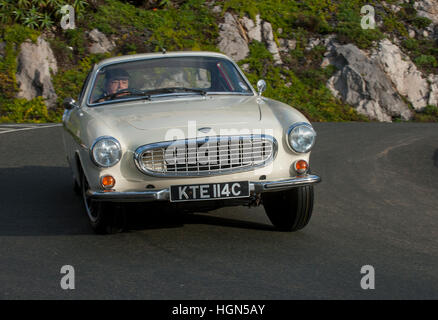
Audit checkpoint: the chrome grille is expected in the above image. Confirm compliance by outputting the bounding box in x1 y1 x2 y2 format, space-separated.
134 135 277 177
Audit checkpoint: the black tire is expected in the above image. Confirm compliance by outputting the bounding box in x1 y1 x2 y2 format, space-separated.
262 185 314 232
80 172 126 234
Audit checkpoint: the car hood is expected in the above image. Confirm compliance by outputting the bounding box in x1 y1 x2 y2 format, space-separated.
89 95 261 134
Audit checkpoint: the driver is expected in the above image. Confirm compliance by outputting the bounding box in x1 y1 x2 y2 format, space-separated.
96 68 130 103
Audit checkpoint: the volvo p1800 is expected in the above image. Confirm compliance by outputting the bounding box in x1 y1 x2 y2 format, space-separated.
62 51 321 234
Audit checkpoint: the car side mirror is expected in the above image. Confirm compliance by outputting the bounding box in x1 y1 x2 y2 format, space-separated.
63 97 78 110
257 79 266 96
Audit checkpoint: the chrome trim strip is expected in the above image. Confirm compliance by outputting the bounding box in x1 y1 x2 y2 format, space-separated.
87 174 321 202
87 188 170 202
250 174 321 193
134 135 278 177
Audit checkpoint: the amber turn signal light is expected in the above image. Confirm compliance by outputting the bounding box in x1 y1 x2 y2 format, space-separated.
101 175 116 189
294 160 308 174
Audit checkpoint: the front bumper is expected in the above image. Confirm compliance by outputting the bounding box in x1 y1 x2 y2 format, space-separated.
86 174 321 202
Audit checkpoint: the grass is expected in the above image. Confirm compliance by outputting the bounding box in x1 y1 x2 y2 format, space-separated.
401 38 438 74
413 105 438 122
88 0 219 52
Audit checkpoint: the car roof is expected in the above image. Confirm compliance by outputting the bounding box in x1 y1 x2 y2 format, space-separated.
95 51 234 68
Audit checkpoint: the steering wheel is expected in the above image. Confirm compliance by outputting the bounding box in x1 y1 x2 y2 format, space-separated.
105 88 149 101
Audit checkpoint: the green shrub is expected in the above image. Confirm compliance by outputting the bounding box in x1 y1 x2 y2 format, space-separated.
413 105 438 122
222 0 258 20
335 1 383 49
0 97 49 123
412 16 432 29
221 0 336 38
423 105 438 116
383 13 408 37
0 0 88 30
88 0 218 52
291 13 330 33
402 38 419 51
400 37 438 72
64 27 87 56
414 55 438 68
0 72 17 99
397 2 418 21
240 41 273 77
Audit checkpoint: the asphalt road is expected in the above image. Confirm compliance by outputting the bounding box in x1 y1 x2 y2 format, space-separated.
0 123 437 299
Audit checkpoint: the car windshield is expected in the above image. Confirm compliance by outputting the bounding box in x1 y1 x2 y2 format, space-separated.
88 56 253 105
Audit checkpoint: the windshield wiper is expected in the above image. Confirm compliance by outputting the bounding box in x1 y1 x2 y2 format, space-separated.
143 87 207 96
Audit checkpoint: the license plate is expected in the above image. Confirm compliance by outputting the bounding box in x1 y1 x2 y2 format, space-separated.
170 181 250 202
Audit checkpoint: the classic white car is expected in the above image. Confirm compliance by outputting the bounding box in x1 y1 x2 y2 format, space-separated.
62 51 321 234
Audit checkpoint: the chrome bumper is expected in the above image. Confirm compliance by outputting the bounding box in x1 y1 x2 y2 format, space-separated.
87 174 321 202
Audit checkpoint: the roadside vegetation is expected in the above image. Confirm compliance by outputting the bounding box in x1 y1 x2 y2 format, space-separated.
0 0 437 122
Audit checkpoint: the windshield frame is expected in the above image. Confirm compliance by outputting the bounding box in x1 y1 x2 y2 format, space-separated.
85 55 256 107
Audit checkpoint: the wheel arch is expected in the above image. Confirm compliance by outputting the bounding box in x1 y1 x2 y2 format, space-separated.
74 151 87 188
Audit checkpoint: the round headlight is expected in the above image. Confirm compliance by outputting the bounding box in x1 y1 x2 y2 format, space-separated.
91 136 122 168
287 123 316 153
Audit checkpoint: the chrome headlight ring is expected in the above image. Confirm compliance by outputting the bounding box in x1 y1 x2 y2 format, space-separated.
90 136 122 168
287 122 316 154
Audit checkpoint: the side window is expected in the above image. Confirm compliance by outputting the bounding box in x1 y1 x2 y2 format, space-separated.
90 71 106 103
78 68 93 104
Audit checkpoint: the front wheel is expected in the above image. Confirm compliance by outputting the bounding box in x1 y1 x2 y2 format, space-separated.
262 185 314 231
80 172 126 234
